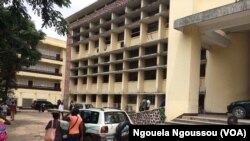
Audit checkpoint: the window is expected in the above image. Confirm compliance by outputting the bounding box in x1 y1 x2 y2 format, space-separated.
117 21 125 27
145 45 157 55
129 49 139 58
118 32 124 41
93 58 98 64
103 65 109 72
163 43 168 51
105 36 111 44
144 58 157 67
92 67 98 74
82 77 87 84
95 40 99 48
83 61 88 66
115 64 123 71
28 80 33 87
115 74 122 82
129 72 138 81
56 54 61 60
81 111 99 124
115 53 123 60
74 78 78 85
54 83 60 90
104 112 129 124
73 70 78 76
147 21 158 33
114 95 121 103
92 76 97 83
128 95 137 104
200 64 206 77
75 45 80 53
82 95 86 102
131 27 140 37
103 56 110 62
55 68 59 74
73 62 79 68
82 69 87 75
131 16 140 22
163 68 167 79
129 61 138 69
144 70 156 80
163 56 167 65
103 75 109 83
102 95 108 102
85 44 89 51
201 49 206 60
147 95 155 104
91 95 96 102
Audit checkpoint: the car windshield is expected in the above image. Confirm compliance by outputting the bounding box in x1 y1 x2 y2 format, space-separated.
104 112 129 124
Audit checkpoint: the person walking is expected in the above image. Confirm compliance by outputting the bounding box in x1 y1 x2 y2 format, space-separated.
64 108 84 141
45 112 63 141
146 97 151 110
10 102 16 121
1 103 8 118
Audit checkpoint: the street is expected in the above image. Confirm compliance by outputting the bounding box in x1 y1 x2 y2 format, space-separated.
7 110 51 141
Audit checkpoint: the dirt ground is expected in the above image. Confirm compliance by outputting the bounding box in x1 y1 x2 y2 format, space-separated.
6 110 52 141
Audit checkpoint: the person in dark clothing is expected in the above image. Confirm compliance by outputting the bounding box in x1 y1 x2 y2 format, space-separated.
57 99 62 109
160 99 165 107
45 112 63 141
227 115 238 125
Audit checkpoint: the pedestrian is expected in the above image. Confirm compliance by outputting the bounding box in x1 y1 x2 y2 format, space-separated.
57 100 62 109
45 112 63 141
64 108 84 141
146 97 151 110
227 115 238 125
58 102 64 118
1 103 8 118
69 100 74 111
41 103 46 112
0 115 11 141
10 102 16 121
139 98 147 112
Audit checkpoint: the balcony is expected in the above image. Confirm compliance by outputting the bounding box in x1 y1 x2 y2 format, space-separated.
21 68 62 76
17 84 61 91
41 54 63 61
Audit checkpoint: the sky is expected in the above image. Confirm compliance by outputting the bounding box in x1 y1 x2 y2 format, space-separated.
27 0 97 41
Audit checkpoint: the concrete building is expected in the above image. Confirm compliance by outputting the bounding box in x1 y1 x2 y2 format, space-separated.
14 37 66 107
66 0 250 121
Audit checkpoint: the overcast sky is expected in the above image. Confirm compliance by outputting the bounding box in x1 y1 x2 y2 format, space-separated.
27 0 97 41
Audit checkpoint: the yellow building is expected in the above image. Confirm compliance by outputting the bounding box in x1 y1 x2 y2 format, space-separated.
66 0 250 121
14 37 66 107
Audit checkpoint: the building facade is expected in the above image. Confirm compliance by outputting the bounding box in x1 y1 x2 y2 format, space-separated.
66 0 249 121
14 37 66 107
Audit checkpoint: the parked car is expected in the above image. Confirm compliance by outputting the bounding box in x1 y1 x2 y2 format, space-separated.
31 100 57 110
79 108 132 141
227 99 250 118
73 103 94 110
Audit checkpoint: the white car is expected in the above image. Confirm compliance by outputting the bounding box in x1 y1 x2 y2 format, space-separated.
73 103 94 110
79 108 132 141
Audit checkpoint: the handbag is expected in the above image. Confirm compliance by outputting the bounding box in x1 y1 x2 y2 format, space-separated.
44 120 56 141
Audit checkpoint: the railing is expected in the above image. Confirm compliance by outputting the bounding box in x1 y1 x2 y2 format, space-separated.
17 84 61 91
41 54 63 61
21 68 62 76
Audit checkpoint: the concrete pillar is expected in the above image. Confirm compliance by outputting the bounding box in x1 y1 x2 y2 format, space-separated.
166 0 201 121
136 95 143 112
121 94 128 110
86 95 91 104
155 95 161 109
96 95 102 108
108 95 114 107
140 23 147 43
205 32 250 113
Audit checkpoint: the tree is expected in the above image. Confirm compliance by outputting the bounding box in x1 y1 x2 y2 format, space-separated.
0 0 71 101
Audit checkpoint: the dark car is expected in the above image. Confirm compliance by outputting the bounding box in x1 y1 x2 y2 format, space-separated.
31 100 57 110
227 100 250 119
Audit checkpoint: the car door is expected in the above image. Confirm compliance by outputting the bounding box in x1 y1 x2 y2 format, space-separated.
80 110 100 135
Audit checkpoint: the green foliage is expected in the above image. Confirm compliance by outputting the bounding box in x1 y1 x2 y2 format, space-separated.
0 0 71 101
159 107 166 121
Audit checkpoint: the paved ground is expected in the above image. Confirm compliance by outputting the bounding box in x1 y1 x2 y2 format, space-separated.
6 110 51 141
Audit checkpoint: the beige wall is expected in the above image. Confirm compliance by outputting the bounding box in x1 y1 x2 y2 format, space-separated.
205 32 250 113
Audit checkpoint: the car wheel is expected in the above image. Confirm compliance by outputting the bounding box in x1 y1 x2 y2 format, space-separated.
232 106 246 119
84 136 93 141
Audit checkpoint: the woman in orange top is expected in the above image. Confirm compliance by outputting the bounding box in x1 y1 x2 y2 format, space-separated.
65 108 84 141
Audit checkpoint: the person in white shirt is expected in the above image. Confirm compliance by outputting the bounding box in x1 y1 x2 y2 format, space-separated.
1 103 8 118
58 102 64 111
146 98 151 110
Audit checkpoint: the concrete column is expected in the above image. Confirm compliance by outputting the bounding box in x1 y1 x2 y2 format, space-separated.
140 23 147 43
136 95 143 112
155 95 161 108
166 25 201 121
86 95 91 104
108 95 114 107
121 95 128 111
205 32 250 113
96 95 102 108
166 0 201 121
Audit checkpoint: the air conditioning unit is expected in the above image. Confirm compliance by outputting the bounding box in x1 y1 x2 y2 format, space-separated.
120 41 124 47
